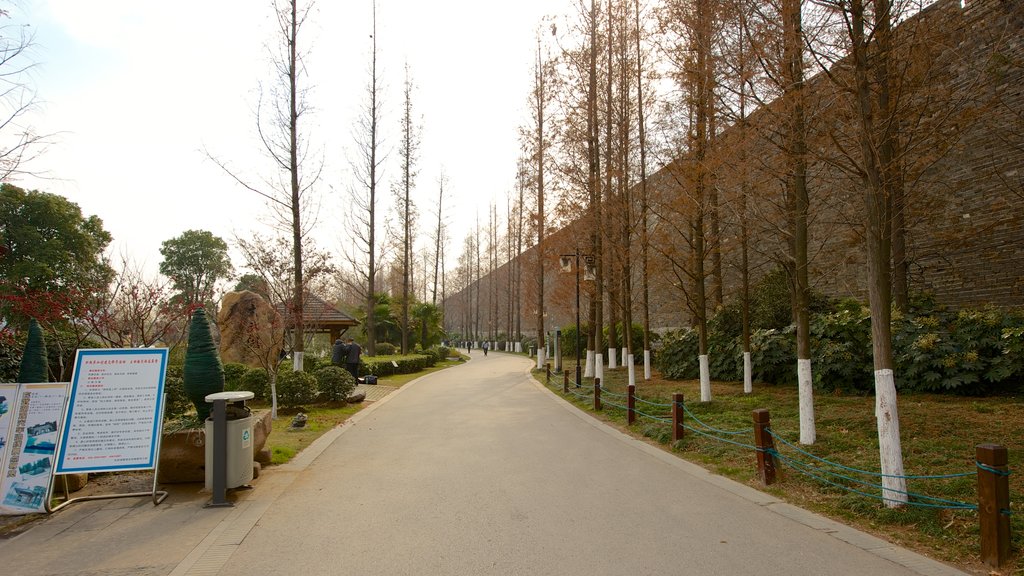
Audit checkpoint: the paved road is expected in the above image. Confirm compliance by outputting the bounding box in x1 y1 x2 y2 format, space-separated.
214 352 961 576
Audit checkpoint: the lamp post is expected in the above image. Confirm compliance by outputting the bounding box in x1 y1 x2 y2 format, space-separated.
560 249 595 388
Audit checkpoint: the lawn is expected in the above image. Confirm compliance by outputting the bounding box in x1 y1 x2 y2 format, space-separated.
535 361 1022 575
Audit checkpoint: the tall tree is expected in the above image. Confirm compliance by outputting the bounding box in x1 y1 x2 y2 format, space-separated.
208 0 318 372
159 229 233 306
431 171 448 306
394 63 421 355
344 1 387 356
532 29 552 368
782 0 815 443
634 0 654 379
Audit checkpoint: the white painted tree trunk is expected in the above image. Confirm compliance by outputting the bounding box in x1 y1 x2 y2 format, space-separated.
798 359 816 444
627 354 635 386
608 347 617 369
875 368 907 506
269 371 279 420
585 350 595 377
293 351 304 372
644 350 651 380
595 353 604 381
516 342 522 353
743 352 752 394
699 354 711 402
621 347 627 367
537 349 546 370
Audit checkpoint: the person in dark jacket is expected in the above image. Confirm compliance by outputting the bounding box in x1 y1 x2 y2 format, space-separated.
345 338 361 379
331 338 345 366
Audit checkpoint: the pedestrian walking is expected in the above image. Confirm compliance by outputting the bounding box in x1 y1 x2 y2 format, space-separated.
483 341 489 356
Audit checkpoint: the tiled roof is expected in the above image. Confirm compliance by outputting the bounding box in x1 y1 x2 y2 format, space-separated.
275 293 359 327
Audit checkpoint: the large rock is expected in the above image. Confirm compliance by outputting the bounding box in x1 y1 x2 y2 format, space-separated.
218 291 283 369
158 410 273 483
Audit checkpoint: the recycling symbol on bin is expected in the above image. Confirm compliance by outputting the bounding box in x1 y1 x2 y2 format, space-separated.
242 430 251 441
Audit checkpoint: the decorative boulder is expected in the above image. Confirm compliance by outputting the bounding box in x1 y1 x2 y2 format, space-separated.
217 291 283 369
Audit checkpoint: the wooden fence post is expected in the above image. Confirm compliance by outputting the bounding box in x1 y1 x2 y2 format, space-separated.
563 370 568 394
671 393 684 442
627 384 636 425
977 443 1011 568
594 378 601 411
546 364 551 385
752 409 776 485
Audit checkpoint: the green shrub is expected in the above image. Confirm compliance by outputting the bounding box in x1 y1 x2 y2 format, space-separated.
362 354 435 376
748 327 796 385
183 308 225 421
302 355 324 373
223 363 249 391
315 365 356 402
276 368 318 407
894 307 1024 394
375 342 397 355
0 329 20 382
657 329 699 379
17 319 48 383
810 303 874 393
163 372 193 420
433 345 452 359
240 368 271 401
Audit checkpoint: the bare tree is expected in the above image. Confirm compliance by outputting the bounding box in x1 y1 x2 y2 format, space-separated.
431 170 448 306
343 1 387 355
394 62 420 354
532 28 555 369
0 7 50 180
208 0 320 372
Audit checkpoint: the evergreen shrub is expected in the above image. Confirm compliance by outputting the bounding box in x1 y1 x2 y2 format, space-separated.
276 368 318 407
315 365 355 402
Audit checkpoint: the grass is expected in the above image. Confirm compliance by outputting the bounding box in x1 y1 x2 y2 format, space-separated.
536 361 1022 575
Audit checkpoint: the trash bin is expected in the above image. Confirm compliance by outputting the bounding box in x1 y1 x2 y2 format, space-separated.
204 391 255 491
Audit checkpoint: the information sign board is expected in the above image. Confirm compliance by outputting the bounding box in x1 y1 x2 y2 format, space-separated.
56 348 168 474
0 383 68 514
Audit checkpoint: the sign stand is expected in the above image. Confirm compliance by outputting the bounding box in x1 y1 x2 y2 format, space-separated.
46 395 168 512
44 349 171 513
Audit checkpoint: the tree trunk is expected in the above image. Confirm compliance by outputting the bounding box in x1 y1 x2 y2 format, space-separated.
783 0 815 444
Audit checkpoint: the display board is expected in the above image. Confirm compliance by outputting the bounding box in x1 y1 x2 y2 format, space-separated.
0 383 16 465
56 348 168 474
0 383 69 514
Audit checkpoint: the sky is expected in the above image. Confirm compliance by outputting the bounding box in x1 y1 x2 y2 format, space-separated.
7 0 577 283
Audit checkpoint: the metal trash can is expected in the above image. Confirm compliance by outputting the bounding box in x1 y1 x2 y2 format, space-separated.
204 391 255 491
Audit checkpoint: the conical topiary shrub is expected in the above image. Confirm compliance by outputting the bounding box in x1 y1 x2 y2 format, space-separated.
17 318 48 383
183 308 225 421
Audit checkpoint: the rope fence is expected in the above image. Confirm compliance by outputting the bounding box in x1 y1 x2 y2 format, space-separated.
538 370 1013 568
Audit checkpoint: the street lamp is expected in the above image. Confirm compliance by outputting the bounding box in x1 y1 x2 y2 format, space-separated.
560 249 595 388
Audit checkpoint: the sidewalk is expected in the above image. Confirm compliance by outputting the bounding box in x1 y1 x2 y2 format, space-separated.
0 382 406 576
